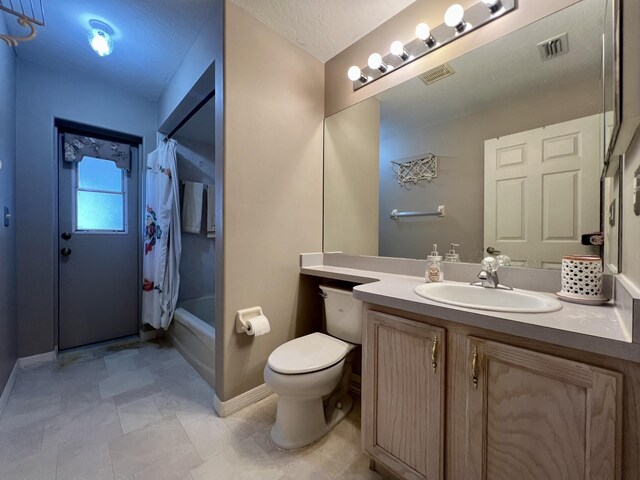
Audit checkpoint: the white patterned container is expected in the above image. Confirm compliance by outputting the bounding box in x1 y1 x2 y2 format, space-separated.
559 255 606 303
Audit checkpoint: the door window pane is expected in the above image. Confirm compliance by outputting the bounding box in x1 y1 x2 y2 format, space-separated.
77 191 124 231
74 156 127 232
78 157 123 192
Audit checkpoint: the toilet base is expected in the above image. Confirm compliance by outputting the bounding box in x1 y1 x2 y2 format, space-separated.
270 391 353 450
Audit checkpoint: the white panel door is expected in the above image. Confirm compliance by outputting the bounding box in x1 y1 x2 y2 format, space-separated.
484 115 601 269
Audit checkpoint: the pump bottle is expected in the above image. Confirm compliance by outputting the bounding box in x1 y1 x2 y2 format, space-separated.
426 244 443 283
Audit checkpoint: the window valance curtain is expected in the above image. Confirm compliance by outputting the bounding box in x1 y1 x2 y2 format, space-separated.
63 133 131 171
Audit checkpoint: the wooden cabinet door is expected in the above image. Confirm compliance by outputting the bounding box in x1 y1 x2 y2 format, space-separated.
363 311 445 479
465 337 622 480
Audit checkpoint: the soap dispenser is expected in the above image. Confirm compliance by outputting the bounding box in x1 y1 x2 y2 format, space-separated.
445 243 460 263
426 244 443 283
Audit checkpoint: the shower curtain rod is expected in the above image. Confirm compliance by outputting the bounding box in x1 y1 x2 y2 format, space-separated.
164 89 216 142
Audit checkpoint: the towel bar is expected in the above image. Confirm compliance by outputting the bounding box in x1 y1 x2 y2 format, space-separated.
390 205 446 220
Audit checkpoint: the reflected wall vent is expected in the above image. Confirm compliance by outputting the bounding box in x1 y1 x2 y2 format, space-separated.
537 33 569 61
419 63 455 85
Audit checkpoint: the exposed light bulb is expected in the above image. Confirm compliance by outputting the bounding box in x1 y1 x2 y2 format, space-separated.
390 41 409 61
444 4 466 32
367 52 387 73
88 29 113 56
87 20 114 57
415 23 430 40
415 23 436 47
389 41 403 56
347 65 365 82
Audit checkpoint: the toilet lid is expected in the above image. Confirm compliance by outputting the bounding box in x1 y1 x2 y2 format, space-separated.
268 332 349 374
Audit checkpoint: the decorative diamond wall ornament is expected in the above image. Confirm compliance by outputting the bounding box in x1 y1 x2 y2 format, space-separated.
391 154 437 186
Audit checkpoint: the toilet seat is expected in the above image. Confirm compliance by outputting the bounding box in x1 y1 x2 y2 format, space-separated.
267 332 349 375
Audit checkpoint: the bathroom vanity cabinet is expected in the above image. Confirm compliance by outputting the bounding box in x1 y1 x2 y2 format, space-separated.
363 313 446 479
362 307 632 480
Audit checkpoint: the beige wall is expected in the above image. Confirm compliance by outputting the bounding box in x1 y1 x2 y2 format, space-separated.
324 0 580 116
219 2 324 400
378 78 601 262
618 0 640 291
613 0 640 156
603 161 620 273
324 98 380 255
622 135 640 288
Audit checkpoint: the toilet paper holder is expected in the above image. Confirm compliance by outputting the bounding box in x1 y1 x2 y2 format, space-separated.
235 306 265 334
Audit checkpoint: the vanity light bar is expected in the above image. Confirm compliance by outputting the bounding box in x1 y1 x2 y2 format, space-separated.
348 0 516 91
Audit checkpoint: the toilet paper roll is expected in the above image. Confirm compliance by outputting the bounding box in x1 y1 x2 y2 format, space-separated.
246 315 270 336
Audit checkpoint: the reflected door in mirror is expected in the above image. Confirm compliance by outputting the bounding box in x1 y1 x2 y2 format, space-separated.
484 115 600 268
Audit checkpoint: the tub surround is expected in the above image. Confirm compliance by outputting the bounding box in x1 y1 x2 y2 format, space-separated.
170 296 216 388
300 253 638 362
174 136 215 303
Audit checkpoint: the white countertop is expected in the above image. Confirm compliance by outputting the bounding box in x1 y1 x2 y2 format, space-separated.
301 264 639 363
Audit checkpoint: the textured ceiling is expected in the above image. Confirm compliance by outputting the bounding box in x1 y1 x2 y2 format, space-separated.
5 0 215 101
229 0 418 62
6 0 417 101
376 0 604 140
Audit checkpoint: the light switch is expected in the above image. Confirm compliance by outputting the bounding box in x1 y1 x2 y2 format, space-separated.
3 206 10 227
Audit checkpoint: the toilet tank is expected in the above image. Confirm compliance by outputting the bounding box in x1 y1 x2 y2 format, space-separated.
320 285 362 345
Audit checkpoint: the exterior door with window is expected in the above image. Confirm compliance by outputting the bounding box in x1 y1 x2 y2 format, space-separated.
58 129 139 350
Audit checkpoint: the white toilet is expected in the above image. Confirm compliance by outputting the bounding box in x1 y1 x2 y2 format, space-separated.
263 285 362 449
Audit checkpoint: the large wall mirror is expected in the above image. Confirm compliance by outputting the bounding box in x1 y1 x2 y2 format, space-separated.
324 0 620 270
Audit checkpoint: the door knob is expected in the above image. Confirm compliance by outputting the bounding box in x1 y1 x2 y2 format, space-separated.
61 232 72 240
60 248 72 256
486 246 501 255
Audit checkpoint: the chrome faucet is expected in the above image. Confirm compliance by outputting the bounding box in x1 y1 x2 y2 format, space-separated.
471 257 513 290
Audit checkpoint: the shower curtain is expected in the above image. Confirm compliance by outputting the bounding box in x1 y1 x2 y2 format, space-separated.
142 139 181 330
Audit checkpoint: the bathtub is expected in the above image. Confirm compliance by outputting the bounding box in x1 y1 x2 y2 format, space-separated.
170 296 215 388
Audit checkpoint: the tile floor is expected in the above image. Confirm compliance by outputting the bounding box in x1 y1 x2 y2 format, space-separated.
0 339 380 479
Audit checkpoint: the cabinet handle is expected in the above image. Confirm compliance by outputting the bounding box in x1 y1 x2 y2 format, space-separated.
471 346 479 389
431 336 438 372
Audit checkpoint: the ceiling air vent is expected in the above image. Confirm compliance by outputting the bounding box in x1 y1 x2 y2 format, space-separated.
419 63 455 85
537 33 569 61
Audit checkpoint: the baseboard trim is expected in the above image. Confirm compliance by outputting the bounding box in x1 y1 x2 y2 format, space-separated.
18 350 57 368
0 361 19 416
213 383 273 417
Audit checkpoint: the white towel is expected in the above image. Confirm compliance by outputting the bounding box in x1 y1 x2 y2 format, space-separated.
207 184 215 238
182 181 203 234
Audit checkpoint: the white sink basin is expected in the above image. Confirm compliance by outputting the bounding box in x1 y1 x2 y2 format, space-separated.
414 282 562 313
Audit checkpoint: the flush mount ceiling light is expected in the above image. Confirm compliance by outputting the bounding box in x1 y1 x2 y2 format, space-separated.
347 0 516 91
88 19 114 57
0 0 46 46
